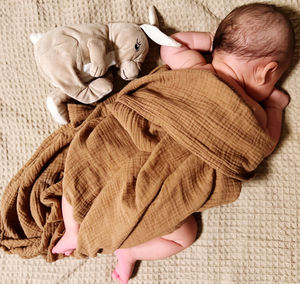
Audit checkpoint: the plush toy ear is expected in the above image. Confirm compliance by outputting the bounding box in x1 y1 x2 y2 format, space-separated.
148 5 159 26
140 24 181 47
30 33 43 44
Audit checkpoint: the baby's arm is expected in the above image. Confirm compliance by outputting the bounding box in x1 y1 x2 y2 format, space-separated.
263 88 290 156
160 32 214 70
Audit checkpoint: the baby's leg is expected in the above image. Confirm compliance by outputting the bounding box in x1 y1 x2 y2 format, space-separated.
112 215 197 284
52 195 79 256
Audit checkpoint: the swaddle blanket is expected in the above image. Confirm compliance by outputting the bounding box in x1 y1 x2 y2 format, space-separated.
0 66 274 262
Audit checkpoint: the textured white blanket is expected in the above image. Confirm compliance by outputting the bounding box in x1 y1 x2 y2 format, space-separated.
0 0 299 283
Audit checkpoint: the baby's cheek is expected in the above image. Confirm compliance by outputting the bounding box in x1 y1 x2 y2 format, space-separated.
245 84 272 102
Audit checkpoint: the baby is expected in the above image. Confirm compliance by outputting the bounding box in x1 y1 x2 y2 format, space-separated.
52 3 294 284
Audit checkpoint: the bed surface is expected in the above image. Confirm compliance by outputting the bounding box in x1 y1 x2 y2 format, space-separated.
0 0 299 283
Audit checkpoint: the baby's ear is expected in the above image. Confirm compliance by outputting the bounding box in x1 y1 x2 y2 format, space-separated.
255 61 278 85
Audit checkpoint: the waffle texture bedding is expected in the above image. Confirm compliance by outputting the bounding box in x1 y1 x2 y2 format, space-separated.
0 0 299 283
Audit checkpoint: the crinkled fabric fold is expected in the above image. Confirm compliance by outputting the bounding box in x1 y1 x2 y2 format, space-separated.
0 66 274 261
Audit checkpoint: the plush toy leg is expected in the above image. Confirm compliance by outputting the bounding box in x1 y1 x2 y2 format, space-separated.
46 90 71 125
82 73 113 102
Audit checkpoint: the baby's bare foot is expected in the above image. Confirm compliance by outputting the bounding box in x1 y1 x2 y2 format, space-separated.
112 249 136 284
52 230 78 256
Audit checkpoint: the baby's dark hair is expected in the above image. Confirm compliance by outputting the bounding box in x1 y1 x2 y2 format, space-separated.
213 3 295 63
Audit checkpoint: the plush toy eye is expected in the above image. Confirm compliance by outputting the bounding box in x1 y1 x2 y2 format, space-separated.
135 39 141 51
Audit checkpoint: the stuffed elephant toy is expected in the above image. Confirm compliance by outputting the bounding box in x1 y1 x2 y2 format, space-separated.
30 6 181 124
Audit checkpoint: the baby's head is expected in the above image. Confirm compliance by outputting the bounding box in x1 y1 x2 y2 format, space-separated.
212 3 295 101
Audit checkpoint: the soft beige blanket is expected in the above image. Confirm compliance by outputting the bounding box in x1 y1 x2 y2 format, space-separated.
0 0 299 283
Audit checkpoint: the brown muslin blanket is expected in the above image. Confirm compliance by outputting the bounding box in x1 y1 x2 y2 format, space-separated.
0 66 274 262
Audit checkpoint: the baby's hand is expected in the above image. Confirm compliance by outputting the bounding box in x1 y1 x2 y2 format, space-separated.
263 88 290 110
